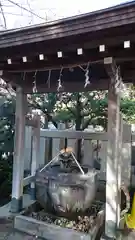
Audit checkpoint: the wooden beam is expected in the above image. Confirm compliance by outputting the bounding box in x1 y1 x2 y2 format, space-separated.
11 87 27 213
40 130 108 141
23 81 108 94
1 48 135 72
104 57 116 77
103 57 121 239
2 56 135 93
32 127 133 143
0 33 135 61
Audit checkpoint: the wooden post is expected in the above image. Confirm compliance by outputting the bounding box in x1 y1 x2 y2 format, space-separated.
39 115 47 168
30 115 40 200
52 122 65 159
122 124 132 187
103 57 122 239
24 126 32 172
67 125 76 155
117 114 123 229
59 122 66 150
11 87 27 213
83 140 93 166
99 141 107 181
44 116 49 164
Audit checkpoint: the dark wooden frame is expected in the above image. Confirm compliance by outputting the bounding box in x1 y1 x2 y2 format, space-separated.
0 2 135 93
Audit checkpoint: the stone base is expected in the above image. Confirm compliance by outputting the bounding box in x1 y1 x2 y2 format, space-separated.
10 197 23 213
14 201 105 240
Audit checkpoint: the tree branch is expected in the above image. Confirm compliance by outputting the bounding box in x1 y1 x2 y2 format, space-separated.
0 1 7 29
30 100 58 128
65 103 76 117
0 83 58 128
82 117 92 130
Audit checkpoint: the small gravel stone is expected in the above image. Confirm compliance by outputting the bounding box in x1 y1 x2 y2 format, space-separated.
26 201 102 233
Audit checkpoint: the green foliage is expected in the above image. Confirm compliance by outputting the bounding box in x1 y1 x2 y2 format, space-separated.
55 91 108 130
29 93 58 128
0 98 15 200
121 98 135 124
54 109 74 122
0 99 15 153
0 155 13 199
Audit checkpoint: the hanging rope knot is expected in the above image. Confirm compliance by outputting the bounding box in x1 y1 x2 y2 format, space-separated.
84 62 90 88
115 66 122 94
57 78 62 91
47 69 51 88
33 70 38 93
57 67 63 92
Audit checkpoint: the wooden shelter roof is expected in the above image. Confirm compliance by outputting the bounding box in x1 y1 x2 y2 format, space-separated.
0 1 135 93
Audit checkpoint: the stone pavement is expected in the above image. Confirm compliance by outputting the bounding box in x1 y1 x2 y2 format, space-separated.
4 231 43 240
0 194 35 240
0 194 35 218
0 218 43 240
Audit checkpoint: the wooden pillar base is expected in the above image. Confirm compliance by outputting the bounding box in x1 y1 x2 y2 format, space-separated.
10 196 23 213
11 87 27 213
